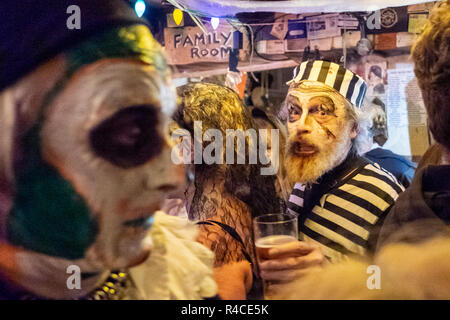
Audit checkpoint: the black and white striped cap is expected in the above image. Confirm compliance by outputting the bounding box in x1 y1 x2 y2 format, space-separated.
287 60 368 108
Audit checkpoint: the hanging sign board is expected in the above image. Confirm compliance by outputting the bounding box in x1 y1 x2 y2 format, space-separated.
164 25 248 65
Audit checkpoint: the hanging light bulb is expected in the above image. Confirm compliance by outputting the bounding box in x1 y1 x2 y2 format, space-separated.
173 8 183 26
135 0 146 18
210 17 220 30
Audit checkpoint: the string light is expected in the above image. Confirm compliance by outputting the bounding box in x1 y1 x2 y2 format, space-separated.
211 17 220 30
135 0 146 18
173 8 183 26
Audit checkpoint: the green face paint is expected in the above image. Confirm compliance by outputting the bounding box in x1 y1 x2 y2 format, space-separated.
7 126 98 260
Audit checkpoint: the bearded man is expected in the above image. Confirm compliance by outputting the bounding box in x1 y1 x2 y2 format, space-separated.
259 60 404 284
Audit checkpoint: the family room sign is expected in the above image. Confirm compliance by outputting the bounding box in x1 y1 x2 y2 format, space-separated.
164 25 247 65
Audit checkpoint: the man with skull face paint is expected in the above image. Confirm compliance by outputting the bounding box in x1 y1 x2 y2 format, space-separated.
0 0 218 300
259 60 404 284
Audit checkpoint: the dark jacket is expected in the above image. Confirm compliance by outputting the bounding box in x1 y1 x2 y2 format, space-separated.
417 143 444 169
376 164 450 251
365 148 416 188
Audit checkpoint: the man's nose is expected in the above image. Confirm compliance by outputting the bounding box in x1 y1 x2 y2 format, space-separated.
296 127 311 136
296 112 312 136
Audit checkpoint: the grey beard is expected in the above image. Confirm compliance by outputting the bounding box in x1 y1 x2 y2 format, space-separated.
285 141 352 185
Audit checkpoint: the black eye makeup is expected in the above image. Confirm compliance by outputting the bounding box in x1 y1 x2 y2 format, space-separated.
308 96 335 113
308 96 336 120
286 95 303 122
89 105 163 168
288 103 302 122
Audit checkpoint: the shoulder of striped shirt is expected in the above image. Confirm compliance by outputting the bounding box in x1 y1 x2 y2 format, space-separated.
292 163 404 192
363 162 405 192
324 162 405 213
346 162 406 203
288 163 404 214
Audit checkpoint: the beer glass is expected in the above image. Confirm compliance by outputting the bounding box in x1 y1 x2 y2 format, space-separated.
253 213 298 299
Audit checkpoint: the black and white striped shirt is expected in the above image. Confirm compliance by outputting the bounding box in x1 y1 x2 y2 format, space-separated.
288 156 405 262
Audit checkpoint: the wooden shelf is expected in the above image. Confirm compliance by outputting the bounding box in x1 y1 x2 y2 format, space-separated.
171 57 299 79
170 46 412 79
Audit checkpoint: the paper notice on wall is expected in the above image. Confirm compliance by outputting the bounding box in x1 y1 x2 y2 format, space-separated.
408 13 428 33
270 14 289 40
405 77 428 126
306 14 341 40
384 67 429 156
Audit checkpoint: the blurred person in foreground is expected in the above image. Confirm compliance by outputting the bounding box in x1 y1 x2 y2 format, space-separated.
259 60 404 286
359 100 416 188
275 232 450 299
0 0 217 300
417 143 445 170
377 0 450 249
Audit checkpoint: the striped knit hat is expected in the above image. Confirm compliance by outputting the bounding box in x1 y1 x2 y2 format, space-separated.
287 60 367 108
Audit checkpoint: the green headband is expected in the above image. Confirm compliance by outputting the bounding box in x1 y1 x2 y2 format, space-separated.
68 24 168 79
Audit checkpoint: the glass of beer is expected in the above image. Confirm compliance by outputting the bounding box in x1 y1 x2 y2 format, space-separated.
253 213 298 299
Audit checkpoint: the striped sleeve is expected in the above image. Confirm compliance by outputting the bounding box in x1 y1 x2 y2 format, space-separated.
288 183 306 214
300 164 404 262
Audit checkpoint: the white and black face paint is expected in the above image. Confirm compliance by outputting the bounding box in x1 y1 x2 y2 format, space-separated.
36 60 184 272
284 81 356 184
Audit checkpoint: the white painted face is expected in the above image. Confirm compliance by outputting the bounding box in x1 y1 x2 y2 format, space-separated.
284 81 357 184
41 59 185 271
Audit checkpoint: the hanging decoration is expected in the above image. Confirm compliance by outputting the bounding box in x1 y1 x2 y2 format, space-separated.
210 17 220 30
166 0 208 34
170 0 436 16
173 8 184 26
134 0 146 18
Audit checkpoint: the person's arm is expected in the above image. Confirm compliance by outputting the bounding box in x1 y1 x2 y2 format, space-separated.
213 261 253 300
192 193 256 299
196 223 254 300
196 223 249 266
